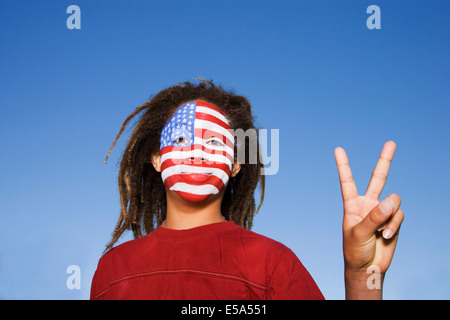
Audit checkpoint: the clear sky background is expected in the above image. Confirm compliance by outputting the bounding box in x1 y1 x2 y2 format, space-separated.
0 0 449 300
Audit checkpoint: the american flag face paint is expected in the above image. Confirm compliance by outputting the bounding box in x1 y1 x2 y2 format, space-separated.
159 101 234 203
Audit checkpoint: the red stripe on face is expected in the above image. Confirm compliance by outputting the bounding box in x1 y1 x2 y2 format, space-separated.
194 128 234 150
161 144 233 162
195 101 226 115
163 174 226 190
195 112 230 131
161 159 231 176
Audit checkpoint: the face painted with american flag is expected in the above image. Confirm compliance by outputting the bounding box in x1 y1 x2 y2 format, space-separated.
159 100 234 203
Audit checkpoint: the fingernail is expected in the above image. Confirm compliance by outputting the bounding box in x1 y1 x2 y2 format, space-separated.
379 198 394 215
383 227 393 239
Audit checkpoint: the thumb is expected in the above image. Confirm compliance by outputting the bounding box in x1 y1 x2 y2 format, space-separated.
354 194 401 240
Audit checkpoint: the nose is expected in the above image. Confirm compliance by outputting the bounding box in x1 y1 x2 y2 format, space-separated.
186 148 205 164
188 156 205 164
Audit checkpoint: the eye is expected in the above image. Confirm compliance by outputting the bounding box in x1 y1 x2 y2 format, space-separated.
206 137 225 147
173 137 190 145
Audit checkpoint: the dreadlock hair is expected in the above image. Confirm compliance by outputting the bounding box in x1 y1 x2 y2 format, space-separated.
103 79 265 253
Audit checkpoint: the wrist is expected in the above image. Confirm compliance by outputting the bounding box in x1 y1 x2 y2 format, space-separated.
345 265 385 300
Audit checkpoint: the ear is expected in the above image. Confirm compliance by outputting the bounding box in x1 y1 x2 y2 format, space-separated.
151 153 162 172
231 161 241 177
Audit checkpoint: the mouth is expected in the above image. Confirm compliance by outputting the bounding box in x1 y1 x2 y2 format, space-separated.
180 171 212 175
180 173 214 183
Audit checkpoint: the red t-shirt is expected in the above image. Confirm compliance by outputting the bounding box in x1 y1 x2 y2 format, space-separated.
90 221 324 300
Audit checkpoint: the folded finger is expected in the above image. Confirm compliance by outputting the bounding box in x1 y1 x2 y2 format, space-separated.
382 208 405 240
354 194 401 240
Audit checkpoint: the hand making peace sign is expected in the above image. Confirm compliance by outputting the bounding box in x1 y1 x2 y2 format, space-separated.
335 141 405 299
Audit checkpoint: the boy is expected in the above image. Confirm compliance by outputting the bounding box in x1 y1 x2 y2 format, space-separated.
90 80 404 300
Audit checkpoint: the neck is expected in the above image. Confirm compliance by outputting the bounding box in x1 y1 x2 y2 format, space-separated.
162 189 225 230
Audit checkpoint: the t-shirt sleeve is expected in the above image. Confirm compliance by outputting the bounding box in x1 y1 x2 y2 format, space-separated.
90 254 111 300
266 249 324 300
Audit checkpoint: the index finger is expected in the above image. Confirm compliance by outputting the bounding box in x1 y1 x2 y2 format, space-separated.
335 147 358 202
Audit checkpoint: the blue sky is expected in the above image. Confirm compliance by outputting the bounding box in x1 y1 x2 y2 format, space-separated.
0 0 449 299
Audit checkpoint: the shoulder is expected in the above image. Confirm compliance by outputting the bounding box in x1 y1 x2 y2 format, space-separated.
223 225 324 299
90 235 153 299
232 225 291 252
221 225 296 266
98 234 152 265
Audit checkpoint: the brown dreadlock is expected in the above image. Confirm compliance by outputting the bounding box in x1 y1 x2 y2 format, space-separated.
103 79 265 253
